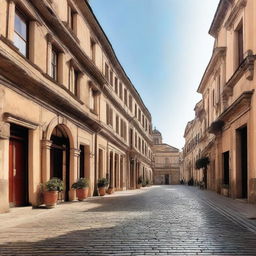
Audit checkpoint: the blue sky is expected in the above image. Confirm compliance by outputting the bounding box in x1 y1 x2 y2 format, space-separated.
89 0 219 149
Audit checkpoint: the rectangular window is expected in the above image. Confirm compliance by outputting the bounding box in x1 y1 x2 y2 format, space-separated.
116 115 119 134
51 47 58 81
90 39 96 63
119 82 123 100
135 104 137 118
135 132 137 148
110 70 113 86
90 89 98 113
124 88 128 106
105 63 109 81
69 66 78 95
237 24 243 66
129 94 133 112
114 77 118 94
14 10 28 57
212 90 215 107
138 109 141 122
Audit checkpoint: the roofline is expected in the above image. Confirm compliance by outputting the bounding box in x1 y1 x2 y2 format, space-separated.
83 0 152 119
209 0 233 37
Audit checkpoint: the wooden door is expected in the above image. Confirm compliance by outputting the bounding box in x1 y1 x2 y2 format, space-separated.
9 137 28 206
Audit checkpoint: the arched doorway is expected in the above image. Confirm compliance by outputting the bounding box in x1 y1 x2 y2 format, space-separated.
50 125 70 201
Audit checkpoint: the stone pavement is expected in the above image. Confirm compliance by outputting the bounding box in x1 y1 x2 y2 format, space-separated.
0 185 256 255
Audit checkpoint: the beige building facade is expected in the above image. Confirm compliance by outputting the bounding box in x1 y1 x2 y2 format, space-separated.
152 129 180 185
0 0 153 213
183 0 256 202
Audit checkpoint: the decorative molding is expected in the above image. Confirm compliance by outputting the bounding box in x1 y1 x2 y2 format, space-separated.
224 0 247 30
0 122 10 139
223 52 256 100
70 148 81 157
3 112 39 130
197 47 226 93
41 139 52 150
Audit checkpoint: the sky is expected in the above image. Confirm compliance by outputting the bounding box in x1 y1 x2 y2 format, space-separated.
89 0 220 150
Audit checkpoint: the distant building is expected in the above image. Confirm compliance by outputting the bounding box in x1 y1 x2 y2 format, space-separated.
152 129 180 185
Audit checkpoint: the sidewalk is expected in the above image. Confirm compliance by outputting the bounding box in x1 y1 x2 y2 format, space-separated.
0 187 150 230
185 185 256 234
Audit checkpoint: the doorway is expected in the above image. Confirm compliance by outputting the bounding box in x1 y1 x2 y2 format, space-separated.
165 174 169 185
237 126 248 198
223 151 229 185
50 126 70 201
9 124 28 207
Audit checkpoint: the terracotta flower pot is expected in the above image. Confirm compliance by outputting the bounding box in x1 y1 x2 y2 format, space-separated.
136 184 142 189
76 188 89 201
98 187 106 196
107 187 114 194
44 191 58 209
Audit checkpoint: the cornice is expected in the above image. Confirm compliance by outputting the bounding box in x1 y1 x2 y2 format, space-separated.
224 0 247 30
209 0 234 37
76 0 152 120
197 47 227 94
223 51 256 100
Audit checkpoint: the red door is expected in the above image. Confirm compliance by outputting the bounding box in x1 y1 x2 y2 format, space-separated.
9 131 28 206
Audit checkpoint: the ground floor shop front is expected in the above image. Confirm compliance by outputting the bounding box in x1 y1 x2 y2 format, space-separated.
0 86 153 213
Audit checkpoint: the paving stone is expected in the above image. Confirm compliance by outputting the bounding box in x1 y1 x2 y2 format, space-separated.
0 186 256 255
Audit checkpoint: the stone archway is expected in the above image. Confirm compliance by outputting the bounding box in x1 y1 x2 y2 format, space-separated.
42 117 79 201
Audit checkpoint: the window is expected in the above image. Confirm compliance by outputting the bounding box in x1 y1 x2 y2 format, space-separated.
124 88 128 105
114 77 118 94
145 119 148 131
90 89 98 113
105 63 109 81
138 109 141 122
51 47 58 81
106 104 113 126
142 115 144 127
129 94 133 112
135 132 137 148
119 82 123 99
116 115 119 134
68 5 75 30
237 24 243 66
110 70 113 86
120 119 127 141
90 39 96 63
69 66 79 95
135 104 137 118
14 10 28 57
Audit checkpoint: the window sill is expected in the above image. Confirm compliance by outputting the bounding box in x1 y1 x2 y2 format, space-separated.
62 21 80 44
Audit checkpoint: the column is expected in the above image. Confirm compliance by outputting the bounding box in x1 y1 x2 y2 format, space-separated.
0 122 10 213
28 128 41 207
41 140 52 183
69 148 80 200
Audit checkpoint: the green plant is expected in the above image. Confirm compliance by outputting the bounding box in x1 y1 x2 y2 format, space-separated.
97 178 109 188
145 179 150 185
138 176 143 184
45 177 64 192
71 177 89 189
142 180 147 187
195 157 210 170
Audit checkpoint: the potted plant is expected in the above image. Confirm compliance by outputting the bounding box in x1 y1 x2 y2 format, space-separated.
221 184 229 197
107 186 114 194
195 156 210 189
72 177 90 201
137 176 143 189
97 178 109 196
44 177 63 208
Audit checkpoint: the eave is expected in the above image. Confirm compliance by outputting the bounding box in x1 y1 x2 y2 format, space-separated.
197 47 226 94
209 0 234 37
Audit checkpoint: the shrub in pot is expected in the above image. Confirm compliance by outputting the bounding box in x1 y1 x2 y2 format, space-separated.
97 178 109 196
44 178 63 209
137 176 143 188
72 178 90 201
107 186 114 194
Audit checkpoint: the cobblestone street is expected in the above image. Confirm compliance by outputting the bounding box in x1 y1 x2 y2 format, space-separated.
1 186 256 255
